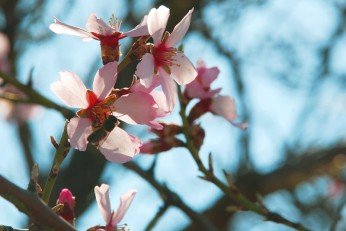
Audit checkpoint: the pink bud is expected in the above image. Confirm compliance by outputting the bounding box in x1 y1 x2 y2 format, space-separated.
57 188 75 223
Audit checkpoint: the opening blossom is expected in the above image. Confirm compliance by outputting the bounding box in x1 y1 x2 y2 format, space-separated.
93 184 136 231
49 13 149 63
185 61 247 129
51 61 160 163
135 5 198 111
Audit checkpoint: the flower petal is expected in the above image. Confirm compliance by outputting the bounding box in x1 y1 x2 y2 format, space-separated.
135 53 155 87
210 95 238 122
98 127 140 163
51 71 88 108
111 189 137 226
0 33 10 58
147 6 170 45
86 14 115 36
159 69 177 111
166 8 194 47
94 184 112 224
170 53 197 85
124 15 149 37
113 92 157 125
93 61 118 100
49 18 94 40
67 117 93 151
149 90 170 116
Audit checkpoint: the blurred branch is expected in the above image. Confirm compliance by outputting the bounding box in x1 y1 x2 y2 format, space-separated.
0 226 28 231
144 203 169 231
125 162 218 231
17 123 34 172
0 175 75 231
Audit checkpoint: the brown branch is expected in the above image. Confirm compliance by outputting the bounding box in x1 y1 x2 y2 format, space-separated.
0 175 75 231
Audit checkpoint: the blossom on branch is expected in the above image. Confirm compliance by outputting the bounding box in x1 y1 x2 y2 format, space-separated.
92 184 136 231
49 13 149 63
185 61 247 129
51 62 159 163
135 5 197 110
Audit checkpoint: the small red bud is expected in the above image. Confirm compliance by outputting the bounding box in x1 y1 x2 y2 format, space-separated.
57 188 75 223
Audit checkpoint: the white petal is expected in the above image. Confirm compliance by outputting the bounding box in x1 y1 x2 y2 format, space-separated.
147 6 170 45
93 61 118 100
67 117 93 151
111 189 137 225
159 69 177 111
170 53 197 85
51 71 88 108
166 8 194 47
49 18 94 39
94 184 112 224
98 127 140 163
124 15 149 37
135 53 155 87
86 13 115 36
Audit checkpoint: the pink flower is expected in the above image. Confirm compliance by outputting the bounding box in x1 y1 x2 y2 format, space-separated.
185 61 221 99
57 188 75 223
51 61 159 163
94 184 136 231
49 14 148 46
135 5 197 110
0 85 40 124
186 61 247 129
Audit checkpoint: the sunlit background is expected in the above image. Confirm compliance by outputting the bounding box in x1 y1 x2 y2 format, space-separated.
1 0 346 230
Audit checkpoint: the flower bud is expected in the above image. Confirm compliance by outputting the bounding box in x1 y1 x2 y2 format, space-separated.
57 188 75 224
188 99 211 123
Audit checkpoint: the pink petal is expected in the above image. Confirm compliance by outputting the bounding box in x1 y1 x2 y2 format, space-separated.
86 14 115 36
67 117 93 151
51 71 88 108
0 33 10 58
124 15 149 37
198 66 220 87
94 184 112 224
113 92 157 125
170 53 197 85
49 18 94 40
135 53 155 87
147 6 170 45
98 127 140 163
111 189 137 225
93 61 118 100
166 8 194 47
159 69 177 111
210 95 237 122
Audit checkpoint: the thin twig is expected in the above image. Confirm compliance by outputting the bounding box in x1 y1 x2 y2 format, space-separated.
41 122 70 204
177 86 310 231
144 203 169 231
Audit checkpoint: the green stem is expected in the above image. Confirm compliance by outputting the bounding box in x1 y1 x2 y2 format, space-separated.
177 86 309 231
41 122 70 204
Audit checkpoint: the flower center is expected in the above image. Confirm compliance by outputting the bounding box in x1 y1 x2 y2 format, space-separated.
152 43 179 69
92 32 126 47
77 90 116 127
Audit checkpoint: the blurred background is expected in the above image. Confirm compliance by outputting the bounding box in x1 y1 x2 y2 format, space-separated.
0 0 346 230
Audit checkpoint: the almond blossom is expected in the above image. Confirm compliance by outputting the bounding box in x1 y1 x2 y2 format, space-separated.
185 61 247 129
93 184 136 231
135 5 197 110
57 188 75 224
49 13 148 63
51 61 159 163
0 32 10 73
